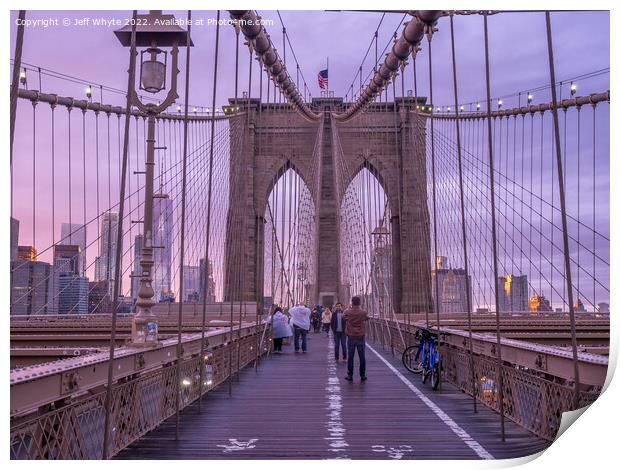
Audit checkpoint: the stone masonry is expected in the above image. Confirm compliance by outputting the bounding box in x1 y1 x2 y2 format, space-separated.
224 98 432 314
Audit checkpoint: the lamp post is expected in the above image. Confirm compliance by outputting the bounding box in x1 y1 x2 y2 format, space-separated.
114 11 193 346
297 261 308 305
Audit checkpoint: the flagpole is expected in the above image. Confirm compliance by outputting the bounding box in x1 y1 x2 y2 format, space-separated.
327 56 329 97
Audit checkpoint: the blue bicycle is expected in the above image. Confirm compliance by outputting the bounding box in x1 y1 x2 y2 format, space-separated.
402 328 441 390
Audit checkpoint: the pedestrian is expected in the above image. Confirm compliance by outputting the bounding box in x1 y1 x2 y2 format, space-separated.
330 302 347 362
267 306 292 353
344 296 369 381
289 302 311 353
321 307 332 336
311 307 321 333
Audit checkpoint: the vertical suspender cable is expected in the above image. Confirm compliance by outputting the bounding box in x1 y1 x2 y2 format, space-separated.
391 76 406 351
234 21 240 102
198 11 220 412
10 10 26 169
259 57 264 113
426 32 442 392
82 110 87 274
31 101 37 250
449 14 477 413
411 48 419 329
175 10 193 441
103 10 137 460
241 47 254 376
544 11 581 409
51 103 56 246
246 49 260 370
482 13 505 441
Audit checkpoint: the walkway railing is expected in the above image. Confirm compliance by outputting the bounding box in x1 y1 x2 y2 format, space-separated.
10 323 270 459
368 318 606 441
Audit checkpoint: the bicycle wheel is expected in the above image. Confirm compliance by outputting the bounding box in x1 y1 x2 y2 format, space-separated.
422 364 429 384
431 361 440 390
420 342 431 383
402 345 423 374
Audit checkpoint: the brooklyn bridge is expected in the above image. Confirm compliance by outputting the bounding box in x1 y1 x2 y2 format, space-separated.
9 9 610 460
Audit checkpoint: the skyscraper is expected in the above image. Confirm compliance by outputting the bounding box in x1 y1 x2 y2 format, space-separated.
10 217 19 262
370 222 392 310
131 234 143 307
528 294 552 313
597 302 610 314
52 244 88 314
60 223 87 275
152 194 173 302
10 260 52 315
94 212 119 285
182 265 201 302
54 244 82 275
574 298 586 313
371 240 392 303
432 267 472 314
57 275 89 314
498 274 529 313
199 258 216 303
17 246 37 262
89 280 112 313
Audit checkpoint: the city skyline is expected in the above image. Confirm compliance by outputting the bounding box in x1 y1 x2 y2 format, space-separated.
9 10 610 313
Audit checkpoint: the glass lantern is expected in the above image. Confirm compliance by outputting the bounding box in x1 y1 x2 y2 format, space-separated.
140 47 167 94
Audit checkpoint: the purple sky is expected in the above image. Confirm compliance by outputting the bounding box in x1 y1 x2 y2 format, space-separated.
10 10 610 111
9 10 610 308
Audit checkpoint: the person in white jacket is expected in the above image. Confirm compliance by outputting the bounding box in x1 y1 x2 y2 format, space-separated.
268 306 292 353
288 302 311 353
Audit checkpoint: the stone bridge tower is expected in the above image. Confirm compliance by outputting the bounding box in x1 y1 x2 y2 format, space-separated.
224 97 432 314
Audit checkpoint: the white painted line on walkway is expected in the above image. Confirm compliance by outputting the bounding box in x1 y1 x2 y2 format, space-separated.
324 335 350 459
367 343 495 460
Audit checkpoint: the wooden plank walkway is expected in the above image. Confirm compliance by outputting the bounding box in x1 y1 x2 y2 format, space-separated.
117 332 550 460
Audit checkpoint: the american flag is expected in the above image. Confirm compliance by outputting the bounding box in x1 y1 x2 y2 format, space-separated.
317 69 328 90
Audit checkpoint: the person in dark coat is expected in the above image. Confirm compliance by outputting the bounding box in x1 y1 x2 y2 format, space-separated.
311 307 321 333
343 296 369 381
330 302 347 361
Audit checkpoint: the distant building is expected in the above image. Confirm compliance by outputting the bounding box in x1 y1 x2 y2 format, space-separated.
528 294 552 313
498 274 528 313
116 296 133 314
574 298 586 313
262 296 273 314
371 244 392 300
371 223 392 311
52 244 88 314
89 280 112 313
10 260 52 315
131 234 144 307
57 275 88 314
17 245 37 262
95 212 119 287
54 244 81 275
10 217 19 262
152 194 173 302
432 265 471 314
199 258 216 303
598 302 609 314
182 265 201 302
60 223 87 275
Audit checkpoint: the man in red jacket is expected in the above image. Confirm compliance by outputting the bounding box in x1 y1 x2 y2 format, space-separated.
343 296 369 381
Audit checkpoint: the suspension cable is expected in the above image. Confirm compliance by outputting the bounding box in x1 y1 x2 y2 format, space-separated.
482 12 506 442
544 11 581 410
102 10 137 460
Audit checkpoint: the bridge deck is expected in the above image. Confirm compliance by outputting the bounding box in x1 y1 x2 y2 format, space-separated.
117 333 549 460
